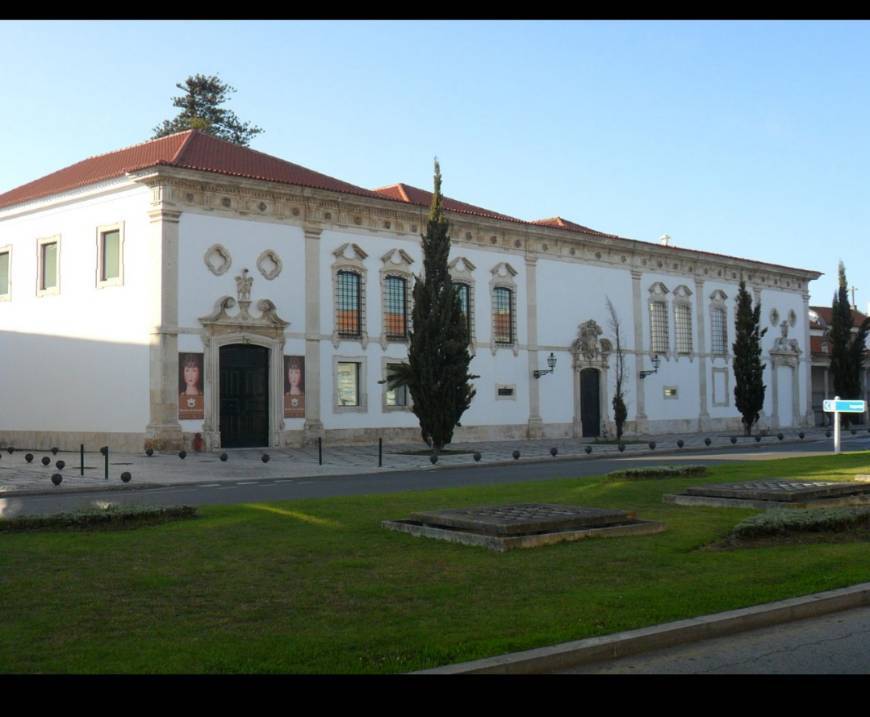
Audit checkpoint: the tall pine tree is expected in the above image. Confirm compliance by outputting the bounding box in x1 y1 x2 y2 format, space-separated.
384 160 477 452
152 74 263 146
733 280 767 436
829 262 870 425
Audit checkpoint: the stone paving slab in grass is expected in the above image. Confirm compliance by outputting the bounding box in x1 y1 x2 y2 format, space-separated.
665 478 870 510
385 503 665 551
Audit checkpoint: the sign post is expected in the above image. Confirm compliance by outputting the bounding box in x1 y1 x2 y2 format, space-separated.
822 396 867 454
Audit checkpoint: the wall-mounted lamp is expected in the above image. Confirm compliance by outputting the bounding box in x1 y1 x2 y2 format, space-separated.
533 352 557 379
639 354 661 379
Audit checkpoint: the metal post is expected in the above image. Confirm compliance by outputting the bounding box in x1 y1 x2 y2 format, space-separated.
834 395 841 454
318 436 322 466
80 444 84 476
378 437 382 467
104 447 109 480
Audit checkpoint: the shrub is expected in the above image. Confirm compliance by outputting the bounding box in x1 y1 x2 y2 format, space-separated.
0 505 197 533
606 465 708 481
731 507 870 540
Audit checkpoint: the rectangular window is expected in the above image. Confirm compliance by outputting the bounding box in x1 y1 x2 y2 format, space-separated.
101 229 120 281
649 301 668 354
385 363 408 407
493 287 513 344
675 303 693 354
41 241 58 291
336 362 360 406
0 251 9 297
664 386 678 398
384 276 407 338
454 283 472 339
336 271 361 337
711 307 727 354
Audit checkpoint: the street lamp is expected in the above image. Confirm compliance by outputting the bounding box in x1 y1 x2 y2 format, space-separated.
640 354 661 379
533 352 557 379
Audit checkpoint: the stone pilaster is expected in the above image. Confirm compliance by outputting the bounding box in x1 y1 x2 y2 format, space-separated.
144 199 183 451
631 270 647 428
801 291 813 426
303 226 325 444
525 256 543 438
695 277 709 431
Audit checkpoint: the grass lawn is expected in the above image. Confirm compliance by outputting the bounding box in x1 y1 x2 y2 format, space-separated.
2 452 870 674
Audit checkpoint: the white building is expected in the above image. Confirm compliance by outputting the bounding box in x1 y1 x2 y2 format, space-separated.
0 130 821 451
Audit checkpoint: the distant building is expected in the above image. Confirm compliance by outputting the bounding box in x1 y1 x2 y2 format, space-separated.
808 306 870 425
0 130 821 451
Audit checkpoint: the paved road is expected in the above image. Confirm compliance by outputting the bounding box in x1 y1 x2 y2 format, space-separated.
2 438 868 517
561 605 870 674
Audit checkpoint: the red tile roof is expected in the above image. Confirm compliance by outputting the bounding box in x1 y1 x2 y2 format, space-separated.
0 130 380 210
810 306 868 329
531 216 614 238
372 183 525 224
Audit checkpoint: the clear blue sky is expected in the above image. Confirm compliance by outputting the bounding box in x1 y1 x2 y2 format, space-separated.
2 20 868 308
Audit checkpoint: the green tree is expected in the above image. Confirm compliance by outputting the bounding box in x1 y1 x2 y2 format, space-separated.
152 74 263 146
606 297 628 441
733 280 767 436
385 160 477 453
829 261 870 425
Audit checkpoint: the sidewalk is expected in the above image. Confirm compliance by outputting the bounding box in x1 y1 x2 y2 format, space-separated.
0 426 861 496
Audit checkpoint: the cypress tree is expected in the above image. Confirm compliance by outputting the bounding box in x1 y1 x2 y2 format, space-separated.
733 280 767 436
830 262 870 425
385 160 477 452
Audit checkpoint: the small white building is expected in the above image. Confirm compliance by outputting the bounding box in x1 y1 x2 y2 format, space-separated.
0 130 821 451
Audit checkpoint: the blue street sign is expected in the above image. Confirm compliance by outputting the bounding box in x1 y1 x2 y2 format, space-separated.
823 399 866 414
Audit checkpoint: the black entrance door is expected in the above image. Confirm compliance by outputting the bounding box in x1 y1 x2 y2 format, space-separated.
580 368 601 438
220 344 269 448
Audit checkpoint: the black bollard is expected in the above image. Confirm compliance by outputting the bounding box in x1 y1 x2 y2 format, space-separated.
41 456 51 466
777 433 784 440
799 432 805 439
56 460 65 471
25 453 33 464
51 447 59 455
730 436 738 444
430 453 438 464
104 447 109 480
145 447 154 457
677 439 684 448
755 435 762 443
618 443 625 453
178 450 187 460
51 474 62 486
261 454 270 463
512 450 520 460
649 441 656 450
550 447 558 457
473 452 481 462
318 436 322 466
704 437 712 446
220 452 228 462
121 472 132 483
379 438 382 468
584 446 592 455
80 444 85 476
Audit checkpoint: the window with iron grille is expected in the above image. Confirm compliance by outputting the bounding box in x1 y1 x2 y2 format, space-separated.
493 287 513 344
336 271 361 337
649 301 669 353
384 275 407 338
675 303 693 354
454 282 472 340
711 307 727 354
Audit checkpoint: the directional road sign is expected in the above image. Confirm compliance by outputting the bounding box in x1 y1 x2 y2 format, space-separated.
823 400 866 414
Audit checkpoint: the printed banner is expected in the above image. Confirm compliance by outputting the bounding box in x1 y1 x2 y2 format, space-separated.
284 355 305 418
178 352 205 420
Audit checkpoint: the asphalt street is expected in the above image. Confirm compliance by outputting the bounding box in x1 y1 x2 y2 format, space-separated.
2 437 868 517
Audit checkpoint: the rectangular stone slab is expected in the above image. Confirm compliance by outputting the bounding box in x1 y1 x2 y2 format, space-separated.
683 480 870 503
408 504 633 536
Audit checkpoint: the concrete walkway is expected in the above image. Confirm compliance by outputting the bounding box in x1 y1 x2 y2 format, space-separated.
0 426 862 496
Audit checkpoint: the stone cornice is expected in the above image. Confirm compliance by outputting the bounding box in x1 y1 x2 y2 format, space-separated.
127 166 821 294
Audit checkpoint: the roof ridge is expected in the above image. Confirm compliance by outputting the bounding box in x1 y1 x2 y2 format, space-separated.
75 130 194 165
373 183 412 203
170 129 198 163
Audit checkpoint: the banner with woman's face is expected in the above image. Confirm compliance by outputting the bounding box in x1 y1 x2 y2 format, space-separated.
178 352 204 420
284 355 305 418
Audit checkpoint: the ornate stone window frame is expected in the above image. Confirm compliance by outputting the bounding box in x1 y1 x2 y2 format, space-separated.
333 355 368 413
197 269 290 450
672 284 694 358
0 244 11 301
332 243 369 349
257 249 282 281
204 244 232 276
769 320 802 427
96 222 125 289
490 261 519 356
712 366 730 407
449 256 477 350
379 248 414 348
36 234 61 297
648 281 670 358
382 356 412 412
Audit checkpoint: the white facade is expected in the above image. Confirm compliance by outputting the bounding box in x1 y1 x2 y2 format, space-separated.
0 158 821 451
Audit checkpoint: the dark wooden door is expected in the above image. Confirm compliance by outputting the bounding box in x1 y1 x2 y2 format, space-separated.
220 344 269 448
580 368 600 438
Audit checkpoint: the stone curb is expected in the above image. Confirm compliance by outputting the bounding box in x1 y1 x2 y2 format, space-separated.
413 581 870 674
0 436 836 497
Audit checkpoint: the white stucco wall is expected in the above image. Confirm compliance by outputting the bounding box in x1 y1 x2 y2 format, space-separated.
0 184 151 433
